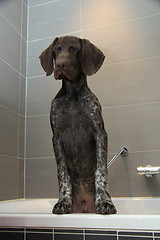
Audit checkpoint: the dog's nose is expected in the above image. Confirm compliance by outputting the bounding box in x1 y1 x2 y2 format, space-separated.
56 59 67 70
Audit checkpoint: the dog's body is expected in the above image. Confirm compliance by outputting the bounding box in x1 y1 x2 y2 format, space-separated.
39 36 116 214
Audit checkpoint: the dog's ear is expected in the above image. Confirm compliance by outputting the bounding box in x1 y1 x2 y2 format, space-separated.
80 39 105 76
39 37 58 76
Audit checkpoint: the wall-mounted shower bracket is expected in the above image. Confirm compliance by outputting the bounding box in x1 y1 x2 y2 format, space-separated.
107 147 128 168
137 165 160 178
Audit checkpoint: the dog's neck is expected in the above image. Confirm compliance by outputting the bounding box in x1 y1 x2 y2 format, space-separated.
62 73 88 100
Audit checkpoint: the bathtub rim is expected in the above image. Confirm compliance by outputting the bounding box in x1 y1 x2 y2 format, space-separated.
0 212 160 230
0 198 160 230
0 214 160 231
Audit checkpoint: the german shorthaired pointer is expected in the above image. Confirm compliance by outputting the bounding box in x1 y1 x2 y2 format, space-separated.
39 36 117 214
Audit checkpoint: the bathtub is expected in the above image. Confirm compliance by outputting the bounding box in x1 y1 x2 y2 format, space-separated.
0 198 160 230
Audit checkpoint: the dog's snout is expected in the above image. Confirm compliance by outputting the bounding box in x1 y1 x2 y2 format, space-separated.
56 59 68 70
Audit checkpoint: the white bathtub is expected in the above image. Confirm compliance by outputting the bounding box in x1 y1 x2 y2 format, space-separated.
0 198 160 230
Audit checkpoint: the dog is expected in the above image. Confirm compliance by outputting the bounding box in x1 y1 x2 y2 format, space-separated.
39 36 117 214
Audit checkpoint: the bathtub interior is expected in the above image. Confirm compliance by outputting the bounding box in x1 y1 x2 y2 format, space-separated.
0 198 160 214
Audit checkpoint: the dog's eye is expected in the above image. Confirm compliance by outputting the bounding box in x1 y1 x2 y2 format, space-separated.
55 46 61 52
68 45 77 52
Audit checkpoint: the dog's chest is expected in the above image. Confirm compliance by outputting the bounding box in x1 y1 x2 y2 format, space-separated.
53 98 95 146
56 99 91 131
52 97 96 172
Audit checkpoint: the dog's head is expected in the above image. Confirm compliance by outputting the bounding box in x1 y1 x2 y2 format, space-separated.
39 36 105 81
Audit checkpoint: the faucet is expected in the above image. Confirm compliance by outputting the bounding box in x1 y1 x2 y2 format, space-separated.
137 165 160 178
107 147 128 168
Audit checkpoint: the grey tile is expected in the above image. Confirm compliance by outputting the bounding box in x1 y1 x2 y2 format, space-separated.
0 0 22 35
0 156 17 201
0 15 21 72
0 231 24 240
108 153 130 197
82 14 160 65
0 59 19 113
18 158 24 199
28 0 81 41
81 0 160 30
25 158 58 198
20 75 26 116
103 102 160 154
26 115 53 158
0 106 18 157
27 233 53 240
27 75 61 116
88 57 160 108
108 151 160 197
27 37 56 77
55 233 83 240
118 237 152 240
18 116 25 158
118 231 152 237
85 235 116 240
22 2 28 40
27 32 81 78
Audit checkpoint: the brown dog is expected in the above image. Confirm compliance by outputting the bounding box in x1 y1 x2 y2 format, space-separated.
39 36 116 214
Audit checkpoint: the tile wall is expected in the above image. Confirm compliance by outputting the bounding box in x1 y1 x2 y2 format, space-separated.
0 228 160 240
0 0 27 200
1 0 160 200
26 0 160 198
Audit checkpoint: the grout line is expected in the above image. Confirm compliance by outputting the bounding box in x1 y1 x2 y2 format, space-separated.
82 12 160 33
29 0 59 8
17 0 24 199
0 13 27 42
24 77 28 199
0 104 25 117
28 30 82 43
24 2 30 199
0 57 26 79
103 55 160 68
28 74 46 79
27 55 160 80
27 12 160 43
117 231 118 240
53 229 54 240
25 149 160 160
24 228 26 240
27 113 50 118
24 100 160 119
26 156 55 160
24 1 28 8
83 230 85 240
0 153 18 160
102 100 160 110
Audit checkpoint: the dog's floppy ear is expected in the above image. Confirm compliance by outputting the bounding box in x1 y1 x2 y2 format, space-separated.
39 37 58 76
81 39 105 76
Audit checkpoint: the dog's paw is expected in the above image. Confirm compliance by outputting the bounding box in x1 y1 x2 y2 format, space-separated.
96 199 117 215
52 199 72 214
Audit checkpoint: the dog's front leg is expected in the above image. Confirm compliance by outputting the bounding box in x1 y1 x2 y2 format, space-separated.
89 98 117 214
50 102 72 214
52 135 72 214
95 130 117 214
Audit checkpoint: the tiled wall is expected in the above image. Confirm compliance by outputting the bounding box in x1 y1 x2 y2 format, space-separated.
0 228 160 240
0 0 27 200
1 0 160 200
26 0 160 198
